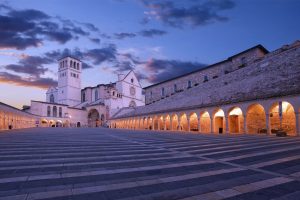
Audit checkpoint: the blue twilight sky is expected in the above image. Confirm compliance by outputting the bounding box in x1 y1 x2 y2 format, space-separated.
0 0 299 108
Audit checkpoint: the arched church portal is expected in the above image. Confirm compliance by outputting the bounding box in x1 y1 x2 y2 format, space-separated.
88 109 100 127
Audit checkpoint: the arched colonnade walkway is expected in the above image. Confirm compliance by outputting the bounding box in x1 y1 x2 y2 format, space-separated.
111 96 300 136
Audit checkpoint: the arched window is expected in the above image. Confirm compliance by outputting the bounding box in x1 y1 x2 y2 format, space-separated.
73 62 76 68
131 78 134 83
50 94 54 103
129 100 136 108
77 63 79 70
82 92 86 102
53 106 57 117
161 88 165 96
95 90 98 101
174 84 177 92
70 60 73 68
47 106 51 117
59 107 62 118
188 80 192 88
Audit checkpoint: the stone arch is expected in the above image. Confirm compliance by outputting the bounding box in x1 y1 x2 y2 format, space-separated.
148 117 153 130
228 107 244 134
153 116 159 130
158 115 164 130
165 114 171 130
200 111 211 133
49 120 55 127
88 109 100 127
142 117 147 129
246 103 266 134
41 118 48 127
171 114 179 131
100 114 105 126
180 113 188 131
189 112 198 132
269 101 296 136
56 120 63 127
212 109 225 134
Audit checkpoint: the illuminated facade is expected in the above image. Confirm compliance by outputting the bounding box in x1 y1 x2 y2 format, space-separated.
110 41 300 136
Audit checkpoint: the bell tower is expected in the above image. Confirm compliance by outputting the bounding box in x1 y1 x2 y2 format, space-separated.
57 56 82 106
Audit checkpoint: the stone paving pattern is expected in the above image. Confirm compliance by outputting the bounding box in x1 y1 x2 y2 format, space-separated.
1 128 300 200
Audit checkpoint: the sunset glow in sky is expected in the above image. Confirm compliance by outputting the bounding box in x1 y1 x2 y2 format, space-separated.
0 0 299 108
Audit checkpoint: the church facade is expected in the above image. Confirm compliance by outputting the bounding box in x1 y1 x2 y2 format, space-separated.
26 56 145 128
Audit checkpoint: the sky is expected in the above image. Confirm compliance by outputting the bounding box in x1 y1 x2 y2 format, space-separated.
0 0 299 108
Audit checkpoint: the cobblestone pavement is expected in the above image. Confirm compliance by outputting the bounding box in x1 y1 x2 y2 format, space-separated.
0 128 300 200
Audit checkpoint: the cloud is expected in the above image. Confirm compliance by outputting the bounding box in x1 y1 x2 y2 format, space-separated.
0 4 101 49
0 72 57 89
114 29 167 40
139 29 167 37
144 58 207 83
90 38 101 44
141 0 235 28
4 55 53 77
8 9 50 21
114 32 137 39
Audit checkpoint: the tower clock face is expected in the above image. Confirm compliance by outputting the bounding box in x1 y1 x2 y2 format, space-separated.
130 87 136 96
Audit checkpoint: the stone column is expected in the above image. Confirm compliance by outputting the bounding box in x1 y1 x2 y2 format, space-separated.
187 118 191 132
197 116 201 133
164 118 167 131
266 113 271 135
243 114 247 134
295 112 300 136
178 118 181 131
152 118 154 130
170 118 173 131
210 117 214 134
158 119 160 130
225 116 229 134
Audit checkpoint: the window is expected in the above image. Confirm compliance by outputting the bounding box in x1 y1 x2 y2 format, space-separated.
50 94 54 103
53 106 57 117
174 84 177 92
47 106 51 117
73 62 76 68
113 91 115 96
241 57 246 64
204 75 208 82
70 60 73 68
82 92 86 102
129 100 136 108
131 78 134 83
95 90 98 101
188 80 192 88
59 107 62 118
161 88 165 96
77 63 79 70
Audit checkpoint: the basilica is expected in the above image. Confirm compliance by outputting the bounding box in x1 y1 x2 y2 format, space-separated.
26 56 145 127
110 41 300 136
0 41 299 136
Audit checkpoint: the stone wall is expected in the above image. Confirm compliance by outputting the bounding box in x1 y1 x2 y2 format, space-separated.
144 46 267 104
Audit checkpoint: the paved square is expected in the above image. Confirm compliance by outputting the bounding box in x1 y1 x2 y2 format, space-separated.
0 128 300 200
